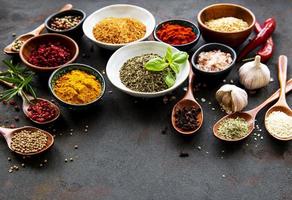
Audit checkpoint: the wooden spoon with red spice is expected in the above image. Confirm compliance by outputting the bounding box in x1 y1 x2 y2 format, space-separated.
0 79 60 124
4 3 73 55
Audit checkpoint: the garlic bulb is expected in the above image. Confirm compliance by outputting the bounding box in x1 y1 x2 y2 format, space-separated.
216 84 248 114
239 55 270 90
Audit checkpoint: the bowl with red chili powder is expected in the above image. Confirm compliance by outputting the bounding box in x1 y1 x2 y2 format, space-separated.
20 33 79 72
153 19 200 51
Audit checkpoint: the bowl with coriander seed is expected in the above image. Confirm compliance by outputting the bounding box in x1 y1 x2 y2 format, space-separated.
106 41 191 98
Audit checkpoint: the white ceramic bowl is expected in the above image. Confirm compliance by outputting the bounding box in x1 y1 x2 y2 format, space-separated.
106 41 191 98
83 4 156 50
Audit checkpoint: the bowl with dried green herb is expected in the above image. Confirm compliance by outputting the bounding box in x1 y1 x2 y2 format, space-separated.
106 41 191 97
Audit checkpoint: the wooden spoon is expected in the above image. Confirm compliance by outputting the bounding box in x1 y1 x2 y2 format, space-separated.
171 68 203 134
0 126 54 156
3 3 73 55
213 79 292 142
0 79 60 124
265 55 292 141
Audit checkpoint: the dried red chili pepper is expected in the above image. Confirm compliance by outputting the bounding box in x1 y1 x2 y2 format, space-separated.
237 18 276 62
254 19 274 63
27 100 56 122
156 23 196 45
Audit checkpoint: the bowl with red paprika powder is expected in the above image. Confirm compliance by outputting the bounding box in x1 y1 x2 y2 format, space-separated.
153 19 200 51
20 33 79 72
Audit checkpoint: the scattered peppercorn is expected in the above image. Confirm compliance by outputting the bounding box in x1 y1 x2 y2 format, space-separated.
14 116 19 121
179 152 189 157
174 106 201 131
14 105 20 112
9 100 16 106
74 145 78 149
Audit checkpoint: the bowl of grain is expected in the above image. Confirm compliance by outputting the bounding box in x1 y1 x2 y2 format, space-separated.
197 3 255 47
82 4 156 50
106 41 190 98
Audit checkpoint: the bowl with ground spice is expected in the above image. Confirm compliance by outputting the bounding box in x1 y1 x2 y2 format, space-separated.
49 63 105 108
106 41 190 98
82 4 155 50
191 43 236 81
153 19 200 51
45 9 86 40
20 33 79 72
197 3 255 47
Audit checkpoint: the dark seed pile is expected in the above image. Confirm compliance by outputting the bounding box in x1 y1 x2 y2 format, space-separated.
174 106 201 131
120 53 169 92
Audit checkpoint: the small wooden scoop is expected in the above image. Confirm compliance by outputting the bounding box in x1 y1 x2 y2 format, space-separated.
0 126 54 156
265 55 292 141
171 68 203 135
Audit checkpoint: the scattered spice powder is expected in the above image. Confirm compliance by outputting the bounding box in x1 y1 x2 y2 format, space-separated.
205 17 249 32
156 22 196 45
217 117 249 139
174 106 201 131
120 54 169 92
11 130 48 154
53 70 102 104
50 15 82 31
93 17 146 44
265 111 292 137
197 50 232 72
28 42 71 68
27 99 57 123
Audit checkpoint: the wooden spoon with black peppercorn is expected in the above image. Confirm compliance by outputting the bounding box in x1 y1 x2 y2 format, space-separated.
171 68 203 134
0 126 54 156
3 4 73 55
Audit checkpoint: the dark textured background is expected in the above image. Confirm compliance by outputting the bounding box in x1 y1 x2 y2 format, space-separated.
0 0 291 200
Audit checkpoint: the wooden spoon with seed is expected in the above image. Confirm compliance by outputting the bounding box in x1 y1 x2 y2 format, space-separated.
171 68 203 134
265 55 292 141
0 126 54 156
3 4 73 55
213 79 292 142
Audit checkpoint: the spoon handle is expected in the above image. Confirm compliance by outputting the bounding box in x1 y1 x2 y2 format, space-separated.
247 78 292 116
278 55 288 106
0 127 12 138
184 66 195 99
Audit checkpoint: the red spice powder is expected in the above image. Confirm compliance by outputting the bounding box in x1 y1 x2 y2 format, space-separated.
28 42 71 67
27 100 56 122
157 23 196 45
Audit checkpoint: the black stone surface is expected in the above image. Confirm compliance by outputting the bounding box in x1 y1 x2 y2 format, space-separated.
0 0 291 199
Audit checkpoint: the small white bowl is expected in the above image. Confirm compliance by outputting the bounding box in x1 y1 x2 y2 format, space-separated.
106 41 191 98
83 4 156 50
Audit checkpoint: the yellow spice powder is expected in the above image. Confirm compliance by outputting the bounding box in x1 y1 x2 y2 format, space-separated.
92 17 146 44
54 70 102 104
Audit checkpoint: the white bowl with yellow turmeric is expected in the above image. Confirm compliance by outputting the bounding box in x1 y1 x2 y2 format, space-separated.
82 4 155 50
49 63 105 108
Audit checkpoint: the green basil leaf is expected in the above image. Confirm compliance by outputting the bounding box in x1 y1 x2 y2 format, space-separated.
170 63 180 74
164 71 176 88
172 52 189 64
145 57 169 71
165 47 173 63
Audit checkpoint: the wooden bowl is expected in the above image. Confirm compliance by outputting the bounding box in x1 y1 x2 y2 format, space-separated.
19 33 79 72
197 3 255 47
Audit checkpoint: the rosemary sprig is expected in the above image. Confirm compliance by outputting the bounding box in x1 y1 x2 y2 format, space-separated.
0 60 36 102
